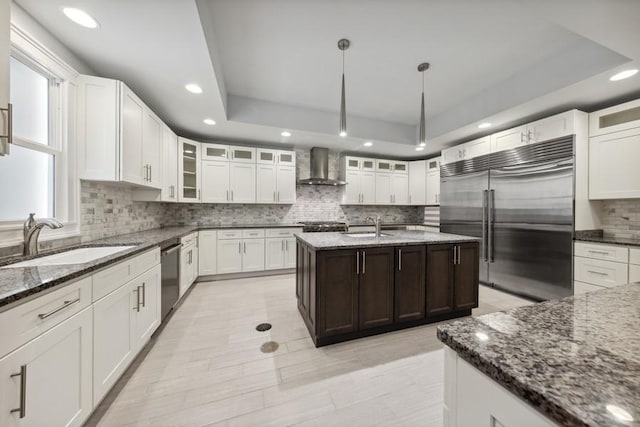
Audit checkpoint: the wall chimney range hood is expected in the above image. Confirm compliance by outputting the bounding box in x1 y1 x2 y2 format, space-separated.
297 147 346 186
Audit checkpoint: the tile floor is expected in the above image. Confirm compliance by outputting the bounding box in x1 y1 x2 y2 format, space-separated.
87 274 531 427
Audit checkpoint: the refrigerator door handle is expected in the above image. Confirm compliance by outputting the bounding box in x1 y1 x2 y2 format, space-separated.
488 189 495 262
482 190 488 262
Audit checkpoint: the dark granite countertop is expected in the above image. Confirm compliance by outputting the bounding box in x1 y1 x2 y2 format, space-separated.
295 230 478 250
437 284 640 427
575 234 640 248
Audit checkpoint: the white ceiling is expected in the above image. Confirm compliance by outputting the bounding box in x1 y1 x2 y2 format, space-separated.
13 0 640 158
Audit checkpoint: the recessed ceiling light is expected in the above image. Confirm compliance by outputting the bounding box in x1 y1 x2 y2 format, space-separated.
339 131 347 137
415 146 425 151
185 83 203 94
62 7 99 28
281 131 291 137
609 69 638 81
203 118 216 126
363 141 373 147
478 122 492 129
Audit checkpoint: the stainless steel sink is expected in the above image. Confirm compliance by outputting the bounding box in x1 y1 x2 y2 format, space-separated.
1 245 136 268
343 232 390 238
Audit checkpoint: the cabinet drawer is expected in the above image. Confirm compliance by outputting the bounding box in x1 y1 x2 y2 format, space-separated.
574 242 629 263
574 256 628 287
218 229 242 239
93 248 160 301
265 228 301 238
630 248 640 265
180 232 197 246
0 277 92 358
242 229 265 239
574 281 605 295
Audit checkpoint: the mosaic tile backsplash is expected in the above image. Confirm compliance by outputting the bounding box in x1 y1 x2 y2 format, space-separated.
600 199 640 239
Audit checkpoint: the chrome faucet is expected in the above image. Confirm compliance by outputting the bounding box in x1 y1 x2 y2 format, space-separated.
23 213 63 256
365 215 382 237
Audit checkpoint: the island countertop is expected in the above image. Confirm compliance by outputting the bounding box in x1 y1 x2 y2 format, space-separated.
437 284 640 427
294 230 480 250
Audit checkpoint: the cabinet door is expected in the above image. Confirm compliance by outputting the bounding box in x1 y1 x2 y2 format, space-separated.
441 146 462 165
142 110 162 188
395 246 426 322
0 308 93 427
426 169 440 205
201 161 230 203
198 230 217 275
257 148 277 165
256 164 277 203
343 170 361 204
201 143 228 161
217 239 242 274
0 0 9 156
284 238 296 268
454 243 479 310
344 157 362 171
463 136 491 159
265 238 285 270
179 246 192 297
375 172 392 204
277 151 296 166
426 245 455 317
527 111 573 143
392 174 409 205
276 165 296 204
190 244 199 284
229 146 255 163
133 265 161 350
121 86 144 185
408 161 426 206
359 247 394 330
589 129 640 199
161 126 178 201
317 250 358 337
360 171 376 205
230 163 256 203
242 239 265 272
490 125 527 153
179 138 201 202
93 281 136 404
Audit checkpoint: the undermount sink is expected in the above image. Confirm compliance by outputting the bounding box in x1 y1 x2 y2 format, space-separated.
2 246 137 268
343 232 390 238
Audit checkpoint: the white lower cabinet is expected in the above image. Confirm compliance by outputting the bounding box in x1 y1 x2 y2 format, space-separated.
284 238 296 268
133 266 161 351
242 239 265 272
0 307 93 427
217 239 243 274
198 230 217 276
265 238 286 270
180 242 197 297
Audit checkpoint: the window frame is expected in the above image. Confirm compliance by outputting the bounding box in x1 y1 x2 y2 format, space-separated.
0 23 80 246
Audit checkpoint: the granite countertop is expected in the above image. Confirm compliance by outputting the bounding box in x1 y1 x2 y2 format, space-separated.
575 234 640 248
295 230 478 250
437 284 640 426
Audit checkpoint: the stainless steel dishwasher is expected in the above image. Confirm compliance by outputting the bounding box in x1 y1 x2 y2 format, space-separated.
160 238 181 321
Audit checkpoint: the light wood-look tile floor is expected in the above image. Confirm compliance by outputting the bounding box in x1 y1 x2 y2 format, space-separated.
88 275 530 427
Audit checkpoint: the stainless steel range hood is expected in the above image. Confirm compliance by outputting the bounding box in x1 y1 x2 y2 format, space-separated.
297 147 346 186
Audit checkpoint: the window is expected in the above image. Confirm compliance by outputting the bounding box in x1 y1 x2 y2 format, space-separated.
0 55 60 222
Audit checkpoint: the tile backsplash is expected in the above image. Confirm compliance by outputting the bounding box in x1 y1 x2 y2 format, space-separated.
600 199 640 239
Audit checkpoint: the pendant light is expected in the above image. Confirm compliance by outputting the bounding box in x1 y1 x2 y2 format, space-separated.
417 62 430 147
338 38 350 137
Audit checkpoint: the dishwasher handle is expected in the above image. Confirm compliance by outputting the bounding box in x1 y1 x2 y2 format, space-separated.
162 244 182 256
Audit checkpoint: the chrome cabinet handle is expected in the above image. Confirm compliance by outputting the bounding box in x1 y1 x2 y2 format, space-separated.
0 103 13 147
588 250 610 255
150 165 152 181
38 298 81 319
528 130 534 142
227 190 229 201
521 132 527 143
356 251 360 274
274 191 276 202
488 190 495 262
281 240 284 251
238 242 241 253
286 240 289 251
197 189 200 199
10 365 26 418
362 251 366 274
141 282 146 308
134 287 141 312
482 190 488 262
588 270 608 276
143 165 148 181
243 242 246 253
398 249 402 271
231 190 234 201
277 191 280 202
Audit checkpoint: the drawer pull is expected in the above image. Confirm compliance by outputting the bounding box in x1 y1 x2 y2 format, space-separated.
38 298 81 319
10 365 26 418
588 250 610 255
588 270 608 276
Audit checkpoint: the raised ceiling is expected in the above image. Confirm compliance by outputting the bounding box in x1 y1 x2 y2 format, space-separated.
14 0 640 158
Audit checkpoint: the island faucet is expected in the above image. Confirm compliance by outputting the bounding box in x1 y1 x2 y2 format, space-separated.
365 215 382 237
23 213 63 256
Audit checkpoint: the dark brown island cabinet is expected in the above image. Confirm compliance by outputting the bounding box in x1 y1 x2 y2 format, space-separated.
296 241 479 346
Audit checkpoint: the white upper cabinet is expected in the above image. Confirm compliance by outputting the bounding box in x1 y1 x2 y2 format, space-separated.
376 159 393 172
527 111 574 143
256 149 296 204
201 160 229 203
408 160 426 205
77 76 162 189
392 161 408 174
178 138 201 202
426 157 441 205
229 162 256 203
0 1 10 156
201 143 228 161
229 146 256 163
589 127 640 199
441 145 463 165
490 125 527 153
589 98 640 137
375 172 392 204
343 169 375 205
441 137 490 165
391 174 409 205
345 156 376 171
161 125 178 202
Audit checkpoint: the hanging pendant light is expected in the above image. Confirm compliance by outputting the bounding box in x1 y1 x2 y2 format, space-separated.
338 38 350 137
417 62 430 147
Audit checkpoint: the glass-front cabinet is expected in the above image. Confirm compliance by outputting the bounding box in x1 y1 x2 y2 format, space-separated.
178 137 201 202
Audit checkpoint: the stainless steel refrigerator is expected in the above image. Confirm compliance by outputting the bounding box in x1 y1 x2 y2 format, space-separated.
440 136 574 301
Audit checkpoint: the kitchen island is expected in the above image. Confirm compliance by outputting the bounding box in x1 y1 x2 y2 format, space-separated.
437 284 640 426
295 230 480 347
